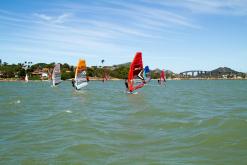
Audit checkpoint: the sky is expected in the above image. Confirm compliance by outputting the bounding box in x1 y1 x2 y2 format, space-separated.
0 0 246 73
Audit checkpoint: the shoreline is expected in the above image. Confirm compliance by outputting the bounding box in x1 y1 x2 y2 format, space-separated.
1 78 247 82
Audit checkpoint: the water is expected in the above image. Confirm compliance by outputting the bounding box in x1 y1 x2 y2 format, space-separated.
0 80 247 164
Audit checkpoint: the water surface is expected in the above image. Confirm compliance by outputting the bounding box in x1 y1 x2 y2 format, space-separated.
0 80 247 164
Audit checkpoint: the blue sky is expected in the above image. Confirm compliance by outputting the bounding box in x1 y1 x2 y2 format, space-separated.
0 0 246 73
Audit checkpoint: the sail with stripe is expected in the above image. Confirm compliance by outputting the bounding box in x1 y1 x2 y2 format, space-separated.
128 52 145 92
52 63 62 86
74 59 88 90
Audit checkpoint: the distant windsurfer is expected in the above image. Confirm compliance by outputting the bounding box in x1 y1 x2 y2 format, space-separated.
86 76 89 82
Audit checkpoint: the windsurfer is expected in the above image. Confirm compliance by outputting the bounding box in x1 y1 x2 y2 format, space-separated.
142 79 146 84
124 79 128 90
72 78 75 87
86 76 89 82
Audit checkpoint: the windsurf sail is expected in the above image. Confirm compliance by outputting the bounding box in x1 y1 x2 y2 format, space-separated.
52 63 62 86
160 70 166 85
101 59 109 82
103 71 109 82
74 59 88 90
143 65 151 83
25 74 28 82
128 52 145 92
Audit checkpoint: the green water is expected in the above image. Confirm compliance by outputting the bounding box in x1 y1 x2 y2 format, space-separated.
0 80 247 164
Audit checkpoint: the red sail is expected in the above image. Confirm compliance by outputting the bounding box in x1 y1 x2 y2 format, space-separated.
128 52 144 92
160 70 165 80
160 70 166 85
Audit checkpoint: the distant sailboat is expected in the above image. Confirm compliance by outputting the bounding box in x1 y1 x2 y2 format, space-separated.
74 59 88 90
101 59 109 82
160 70 166 85
127 52 145 93
143 65 151 83
52 63 62 86
103 70 110 82
25 74 28 82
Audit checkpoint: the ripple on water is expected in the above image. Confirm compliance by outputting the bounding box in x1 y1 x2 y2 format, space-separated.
1 81 247 164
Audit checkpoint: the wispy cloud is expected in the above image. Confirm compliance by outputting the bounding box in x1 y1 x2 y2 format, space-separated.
144 0 247 15
1 0 246 71
0 1 195 53
34 13 72 24
34 13 52 21
0 1 202 67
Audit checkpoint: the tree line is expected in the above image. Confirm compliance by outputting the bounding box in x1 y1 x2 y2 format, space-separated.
0 62 172 80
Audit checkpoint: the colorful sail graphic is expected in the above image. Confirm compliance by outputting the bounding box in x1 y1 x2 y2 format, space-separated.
74 59 88 90
52 63 62 86
128 52 145 92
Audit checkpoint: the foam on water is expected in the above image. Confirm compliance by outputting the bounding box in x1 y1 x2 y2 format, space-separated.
66 110 72 113
12 100 21 104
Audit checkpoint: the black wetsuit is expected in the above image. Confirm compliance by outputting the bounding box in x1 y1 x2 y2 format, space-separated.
72 80 75 87
125 80 128 89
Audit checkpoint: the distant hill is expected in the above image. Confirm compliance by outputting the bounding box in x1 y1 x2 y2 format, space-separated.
210 67 240 74
152 68 161 73
165 70 174 74
151 68 174 74
113 62 131 68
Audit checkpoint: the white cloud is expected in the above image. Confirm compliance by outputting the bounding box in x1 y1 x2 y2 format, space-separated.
0 1 199 67
54 13 71 23
34 13 52 21
144 0 247 15
2 1 246 70
33 13 72 24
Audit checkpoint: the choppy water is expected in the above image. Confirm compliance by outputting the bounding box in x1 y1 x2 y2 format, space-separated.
0 80 247 164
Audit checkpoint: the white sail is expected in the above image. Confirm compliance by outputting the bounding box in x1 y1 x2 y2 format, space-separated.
52 64 62 86
25 74 28 82
75 71 88 89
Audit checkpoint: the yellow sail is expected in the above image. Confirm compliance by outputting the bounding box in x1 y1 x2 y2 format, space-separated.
75 59 86 78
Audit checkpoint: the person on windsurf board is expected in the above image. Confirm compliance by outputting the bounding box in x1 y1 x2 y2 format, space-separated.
126 52 145 94
160 70 166 86
124 79 128 91
51 63 62 87
73 59 88 90
143 65 151 84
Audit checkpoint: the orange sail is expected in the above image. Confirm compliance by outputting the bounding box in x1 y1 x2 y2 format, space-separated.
75 59 86 78
74 59 88 90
